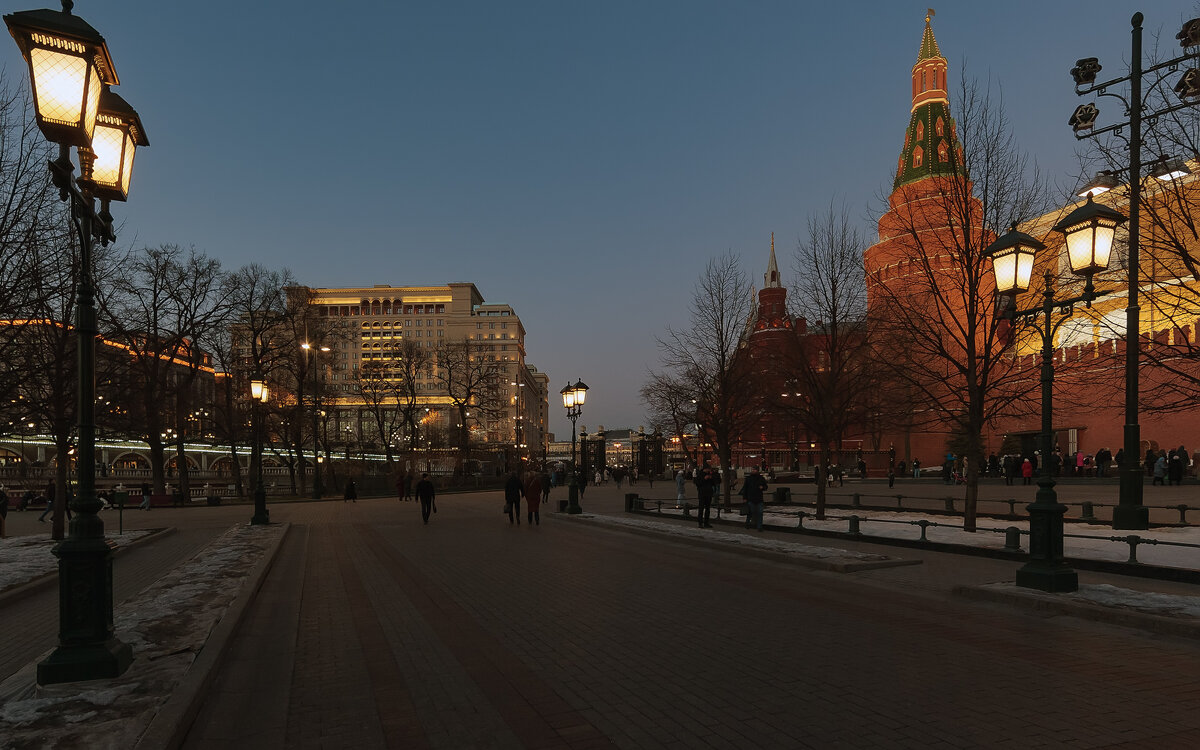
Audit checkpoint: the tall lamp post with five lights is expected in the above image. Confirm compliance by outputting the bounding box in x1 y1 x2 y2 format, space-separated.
1068 13 1200 529
986 198 1124 592
560 379 588 514
5 0 148 684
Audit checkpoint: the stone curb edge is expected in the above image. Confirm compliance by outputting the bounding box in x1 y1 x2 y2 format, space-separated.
0 527 176 607
570 513 921 573
953 584 1200 640
135 522 292 750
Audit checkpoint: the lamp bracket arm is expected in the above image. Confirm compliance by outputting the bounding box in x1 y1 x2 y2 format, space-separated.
1076 120 1130 141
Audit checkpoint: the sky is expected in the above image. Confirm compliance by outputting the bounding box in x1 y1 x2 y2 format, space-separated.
3 0 1196 438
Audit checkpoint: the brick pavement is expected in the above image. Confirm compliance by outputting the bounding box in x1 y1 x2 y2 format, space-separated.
176 487 1200 748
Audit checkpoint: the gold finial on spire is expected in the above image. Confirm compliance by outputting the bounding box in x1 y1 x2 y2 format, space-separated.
927 8 935 22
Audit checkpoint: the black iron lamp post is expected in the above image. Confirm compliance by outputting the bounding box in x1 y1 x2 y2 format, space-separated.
1069 13 1200 530
560 379 588 514
301 341 330 499
510 378 525 470
250 379 270 525
6 0 148 685
987 200 1122 592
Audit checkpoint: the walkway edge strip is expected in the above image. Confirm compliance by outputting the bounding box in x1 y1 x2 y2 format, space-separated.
135 522 292 750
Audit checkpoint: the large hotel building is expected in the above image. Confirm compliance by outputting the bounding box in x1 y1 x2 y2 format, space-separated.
297 282 549 461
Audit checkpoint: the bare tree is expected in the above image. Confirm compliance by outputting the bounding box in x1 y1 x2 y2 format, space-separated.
640 372 699 466
432 338 504 471
870 74 1049 531
771 203 879 519
652 253 759 505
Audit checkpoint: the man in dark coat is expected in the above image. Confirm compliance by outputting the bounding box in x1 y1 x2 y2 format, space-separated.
739 466 768 531
416 473 436 524
694 460 719 529
504 472 523 525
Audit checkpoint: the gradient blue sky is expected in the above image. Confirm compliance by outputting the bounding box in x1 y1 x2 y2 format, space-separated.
3 1 1193 436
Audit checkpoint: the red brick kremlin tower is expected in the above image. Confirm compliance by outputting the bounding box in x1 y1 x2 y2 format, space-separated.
750 233 802 343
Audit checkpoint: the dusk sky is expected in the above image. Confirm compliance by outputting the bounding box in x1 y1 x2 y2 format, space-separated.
3 1 1193 437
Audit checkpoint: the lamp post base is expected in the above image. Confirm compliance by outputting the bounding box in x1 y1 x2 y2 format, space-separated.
1015 563 1079 593
1018 487 1078 593
38 637 132 685
250 483 269 525
567 478 582 514
1112 503 1149 530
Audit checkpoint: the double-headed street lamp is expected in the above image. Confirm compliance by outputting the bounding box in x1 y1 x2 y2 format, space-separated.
1069 13 1200 530
6 0 148 685
560 379 588 514
250 379 271 525
987 197 1125 592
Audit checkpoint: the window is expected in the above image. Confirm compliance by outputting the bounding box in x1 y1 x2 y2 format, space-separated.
913 145 923 168
501 322 507 329
437 319 444 326
489 322 495 329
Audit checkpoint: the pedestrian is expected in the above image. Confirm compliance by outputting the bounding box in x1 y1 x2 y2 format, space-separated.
675 468 687 504
404 470 414 500
887 463 895 488
912 458 921 479
694 460 719 528
1168 450 1183 486
416 472 436 523
38 480 57 522
504 471 523 525
1178 445 1191 480
540 467 551 512
139 481 151 510
395 473 404 502
1114 447 1125 470
524 470 543 526
1021 458 1033 485
1145 448 1156 477
738 466 768 532
344 478 357 502
1153 453 1167 485
897 459 906 478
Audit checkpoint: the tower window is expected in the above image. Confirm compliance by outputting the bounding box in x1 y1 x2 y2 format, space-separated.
913 145 924 168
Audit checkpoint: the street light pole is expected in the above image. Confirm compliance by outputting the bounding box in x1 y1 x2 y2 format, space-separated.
560 379 588 514
1069 13 1200 529
250 379 270 525
988 205 1122 592
6 1 149 684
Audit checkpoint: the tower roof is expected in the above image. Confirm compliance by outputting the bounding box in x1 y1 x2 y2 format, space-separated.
917 11 940 62
765 232 781 289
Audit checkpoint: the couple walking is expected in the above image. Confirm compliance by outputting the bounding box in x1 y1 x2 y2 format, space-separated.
504 470 548 526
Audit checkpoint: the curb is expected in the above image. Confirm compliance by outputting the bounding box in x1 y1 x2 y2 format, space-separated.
574 513 922 573
0 526 176 607
135 522 292 750
954 583 1200 640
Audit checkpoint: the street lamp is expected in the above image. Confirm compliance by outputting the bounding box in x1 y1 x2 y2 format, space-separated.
300 341 330 499
560 379 588 514
250 379 270 525
510 378 525 470
6 0 149 685
1070 12 1200 530
987 209 1119 592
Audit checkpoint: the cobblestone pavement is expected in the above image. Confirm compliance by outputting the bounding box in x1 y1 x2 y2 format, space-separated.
176 487 1200 749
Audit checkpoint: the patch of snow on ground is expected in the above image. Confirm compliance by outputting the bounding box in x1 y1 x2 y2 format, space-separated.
0 523 284 749
0 529 155 596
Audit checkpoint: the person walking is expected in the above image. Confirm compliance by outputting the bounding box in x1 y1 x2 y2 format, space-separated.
675 468 687 504
344 478 358 502
404 470 415 501
695 460 719 529
138 481 151 510
1169 449 1184 486
524 470 543 526
38 480 58 522
416 472 436 524
504 471 523 525
1152 453 1167 485
1021 458 1033 485
739 466 768 532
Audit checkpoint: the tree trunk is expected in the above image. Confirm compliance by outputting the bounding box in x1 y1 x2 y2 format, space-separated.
816 446 830 520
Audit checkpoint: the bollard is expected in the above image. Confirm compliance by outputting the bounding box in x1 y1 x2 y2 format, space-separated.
1003 526 1022 552
1125 535 1141 563
1080 501 1095 521
917 519 930 541
1006 499 1017 518
656 500 663 515
895 495 904 509
943 497 955 512
683 502 691 518
781 487 791 504
1178 504 1189 524
847 515 861 535
852 493 861 507
624 493 638 512
797 511 806 529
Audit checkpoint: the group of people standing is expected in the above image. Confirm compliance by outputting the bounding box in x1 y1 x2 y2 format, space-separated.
675 460 769 531
1150 446 1191 486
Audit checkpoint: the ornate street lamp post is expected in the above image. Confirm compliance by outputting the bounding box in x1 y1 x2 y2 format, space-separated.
1069 13 1200 529
560 379 588 514
6 0 148 684
301 341 329 499
987 200 1122 592
250 379 270 525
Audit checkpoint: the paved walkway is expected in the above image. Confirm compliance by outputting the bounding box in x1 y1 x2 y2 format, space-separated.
171 486 1200 749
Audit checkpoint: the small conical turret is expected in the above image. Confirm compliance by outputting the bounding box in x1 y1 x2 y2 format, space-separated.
765 232 781 289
